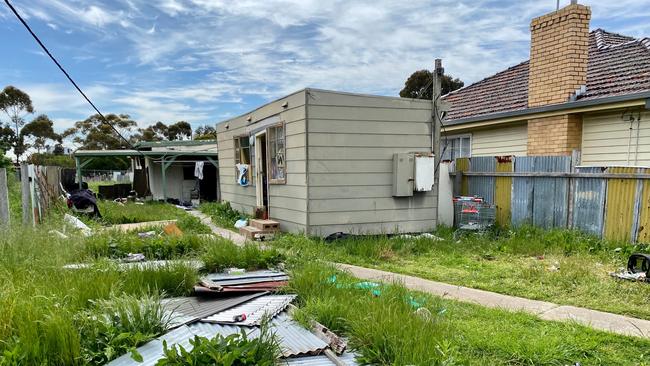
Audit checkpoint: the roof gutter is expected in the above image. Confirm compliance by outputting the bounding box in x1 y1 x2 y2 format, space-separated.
445 91 650 131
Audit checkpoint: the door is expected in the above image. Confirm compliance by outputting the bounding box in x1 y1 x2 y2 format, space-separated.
255 132 269 218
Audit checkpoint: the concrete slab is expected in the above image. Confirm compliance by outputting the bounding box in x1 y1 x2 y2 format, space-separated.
107 220 177 232
335 263 650 340
186 210 246 246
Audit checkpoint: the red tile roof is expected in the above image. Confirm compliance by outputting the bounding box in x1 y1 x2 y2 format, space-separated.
443 29 650 123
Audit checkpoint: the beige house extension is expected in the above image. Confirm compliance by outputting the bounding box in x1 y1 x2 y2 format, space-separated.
442 2 650 166
216 89 438 236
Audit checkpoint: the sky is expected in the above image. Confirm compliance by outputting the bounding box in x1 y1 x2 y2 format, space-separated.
1 0 650 141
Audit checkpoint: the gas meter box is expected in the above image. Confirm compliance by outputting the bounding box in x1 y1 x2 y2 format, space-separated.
414 154 435 192
392 153 414 197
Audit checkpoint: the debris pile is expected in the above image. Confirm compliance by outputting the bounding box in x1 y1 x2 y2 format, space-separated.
108 269 358 365
195 269 289 294
610 253 650 282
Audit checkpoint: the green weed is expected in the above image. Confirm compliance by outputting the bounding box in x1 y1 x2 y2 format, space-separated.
201 237 284 272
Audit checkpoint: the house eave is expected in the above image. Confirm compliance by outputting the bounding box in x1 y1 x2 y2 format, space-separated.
445 91 650 131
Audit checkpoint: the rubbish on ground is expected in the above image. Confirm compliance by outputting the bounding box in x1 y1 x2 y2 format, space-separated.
453 196 496 231
324 232 353 242
123 253 146 263
108 220 177 232
392 233 443 241
138 231 157 238
203 294 297 326
63 214 92 236
547 261 560 272
163 222 183 236
414 307 433 321
49 230 68 239
610 253 650 282
195 270 289 295
175 204 192 211
226 267 246 275
135 202 144 205
63 259 204 271
67 189 102 217
234 219 248 229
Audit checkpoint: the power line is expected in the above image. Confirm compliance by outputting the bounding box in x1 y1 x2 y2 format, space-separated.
3 0 142 155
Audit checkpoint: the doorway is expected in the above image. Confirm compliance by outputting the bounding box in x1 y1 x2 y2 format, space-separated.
255 132 269 218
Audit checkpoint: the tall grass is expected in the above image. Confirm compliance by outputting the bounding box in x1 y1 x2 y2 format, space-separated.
199 201 246 231
84 231 206 260
0 223 197 365
201 237 285 272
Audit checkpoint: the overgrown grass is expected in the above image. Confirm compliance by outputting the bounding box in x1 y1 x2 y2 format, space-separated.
96 201 190 225
289 262 650 365
199 201 246 232
0 222 197 365
201 236 285 272
84 230 207 260
272 226 650 321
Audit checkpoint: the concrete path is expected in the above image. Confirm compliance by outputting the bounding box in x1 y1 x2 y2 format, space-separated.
336 263 650 339
186 210 246 246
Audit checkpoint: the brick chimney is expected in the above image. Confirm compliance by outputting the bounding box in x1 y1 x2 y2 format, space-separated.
527 2 591 156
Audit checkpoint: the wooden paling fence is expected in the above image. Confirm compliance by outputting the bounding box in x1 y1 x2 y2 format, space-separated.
452 155 650 242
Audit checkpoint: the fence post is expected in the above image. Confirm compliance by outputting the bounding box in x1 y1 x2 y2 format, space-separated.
567 150 581 229
0 168 9 227
20 163 31 225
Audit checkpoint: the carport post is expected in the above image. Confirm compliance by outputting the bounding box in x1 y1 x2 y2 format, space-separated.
75 156 95 189
161 156 178 201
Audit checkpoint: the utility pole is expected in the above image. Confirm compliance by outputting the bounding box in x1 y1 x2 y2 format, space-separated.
432 59 443 183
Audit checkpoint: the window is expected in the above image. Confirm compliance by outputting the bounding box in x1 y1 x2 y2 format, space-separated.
234 135 252 181
267 124 286 184
441 134 471 161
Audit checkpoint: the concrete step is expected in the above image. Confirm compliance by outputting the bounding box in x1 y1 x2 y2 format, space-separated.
250 219 280 231
239 225 276 241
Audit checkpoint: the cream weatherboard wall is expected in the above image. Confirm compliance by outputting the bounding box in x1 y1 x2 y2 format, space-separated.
216 90 308 233
581 109 650 166
305 89 437 237
470 123 528 157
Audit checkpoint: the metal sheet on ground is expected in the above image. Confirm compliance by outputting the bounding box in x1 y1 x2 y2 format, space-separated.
203 295 297 326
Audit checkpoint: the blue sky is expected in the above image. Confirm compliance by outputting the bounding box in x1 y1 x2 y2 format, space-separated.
1 0 650 145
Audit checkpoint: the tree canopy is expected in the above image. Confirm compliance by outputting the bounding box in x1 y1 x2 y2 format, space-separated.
194 125 217 140
21 114 61 153
399 70 464 100
0 86 35 160
136 121 193 142
62 113 137 150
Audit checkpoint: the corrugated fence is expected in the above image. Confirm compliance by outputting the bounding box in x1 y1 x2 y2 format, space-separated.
453 156 650 243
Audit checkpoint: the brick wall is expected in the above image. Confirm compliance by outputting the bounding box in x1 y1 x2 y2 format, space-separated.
528 4 591 107
527 114 582 155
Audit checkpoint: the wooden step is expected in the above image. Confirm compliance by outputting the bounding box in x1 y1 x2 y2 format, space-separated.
250 219 280 231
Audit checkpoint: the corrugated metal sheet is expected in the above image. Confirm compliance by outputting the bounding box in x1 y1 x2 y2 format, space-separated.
203 295 296 326
468 156 495 204
531 156 570 229
108 310 330 366
637 168 650 243
572 166 607 236
511 157 535 226
205 270 288 283
494 157 512 226
163 292 267 326
604 167 638 241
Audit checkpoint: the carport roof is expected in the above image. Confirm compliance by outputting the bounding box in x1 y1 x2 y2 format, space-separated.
73 149 218 157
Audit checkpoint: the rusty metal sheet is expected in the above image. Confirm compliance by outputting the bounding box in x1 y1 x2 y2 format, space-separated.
495 157 512 226
455 158 470 196
604 167 639 242
572 166 606 237
468 156 495 203
511 157 535 227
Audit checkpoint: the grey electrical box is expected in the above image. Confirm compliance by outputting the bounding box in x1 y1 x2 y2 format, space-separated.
392 153 414 197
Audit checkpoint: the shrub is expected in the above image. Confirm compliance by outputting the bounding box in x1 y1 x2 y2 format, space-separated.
199 201 246 230
76 293 171 365
156 326 279 366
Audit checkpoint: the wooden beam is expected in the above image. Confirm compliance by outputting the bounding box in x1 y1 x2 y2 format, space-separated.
0 168 9 227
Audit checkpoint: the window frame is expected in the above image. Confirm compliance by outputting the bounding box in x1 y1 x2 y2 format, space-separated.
441 133 472 161
266 122 287 185
233 135 252 182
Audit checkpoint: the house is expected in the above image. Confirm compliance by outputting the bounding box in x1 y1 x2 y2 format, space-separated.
215 89 437 236
441 2 650 166
73 140 219 202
